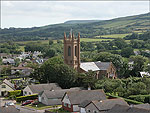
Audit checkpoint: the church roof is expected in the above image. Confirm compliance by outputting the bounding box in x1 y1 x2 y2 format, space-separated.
80 61 111 72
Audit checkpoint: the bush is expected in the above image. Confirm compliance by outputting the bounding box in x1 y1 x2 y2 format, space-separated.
8 90 22 97
106 93 143 104
128 95 150 103
16 94 38 102
124 98 143 105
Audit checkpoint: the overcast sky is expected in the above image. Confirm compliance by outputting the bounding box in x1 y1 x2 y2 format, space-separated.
1 1 149 28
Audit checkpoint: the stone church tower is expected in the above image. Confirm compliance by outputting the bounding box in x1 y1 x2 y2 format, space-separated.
64 32 80 71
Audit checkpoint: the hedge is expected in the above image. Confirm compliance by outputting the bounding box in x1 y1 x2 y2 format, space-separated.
8 90 22 97
106 93 143 105
128 95 150 103
16 94 38 102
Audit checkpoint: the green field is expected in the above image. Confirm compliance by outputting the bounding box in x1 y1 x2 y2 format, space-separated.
80 38 112 42
97 33 131 38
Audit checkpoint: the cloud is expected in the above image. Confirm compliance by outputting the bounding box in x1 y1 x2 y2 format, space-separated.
1 1 149 28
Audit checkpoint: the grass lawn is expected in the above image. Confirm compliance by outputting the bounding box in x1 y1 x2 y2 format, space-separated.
15 38 112 45
18 46 25 52
80 38 112 42
96 33 131 38
26 103 62 110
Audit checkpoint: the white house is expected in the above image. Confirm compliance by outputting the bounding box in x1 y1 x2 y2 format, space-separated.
0 79 15 96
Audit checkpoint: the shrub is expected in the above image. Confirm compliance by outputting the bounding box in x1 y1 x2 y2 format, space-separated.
128 95 150 103
8 90 22 97
16 94 38 102
106 93 143 104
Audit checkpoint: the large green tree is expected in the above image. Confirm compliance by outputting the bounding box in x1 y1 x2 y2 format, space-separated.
130 55 148 76
30 57 77 88
121 47 134 58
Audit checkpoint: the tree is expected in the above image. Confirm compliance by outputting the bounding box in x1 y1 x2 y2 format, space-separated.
49 39 53 45
121 47 134 58
44 48 56 58
112 38 128 49
81 70 97 89
130 55 148 76
30 57 77 88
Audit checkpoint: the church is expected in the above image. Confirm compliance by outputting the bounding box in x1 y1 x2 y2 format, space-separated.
64 32 117 79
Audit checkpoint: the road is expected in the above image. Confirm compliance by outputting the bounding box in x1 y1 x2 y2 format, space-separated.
0 97 44 113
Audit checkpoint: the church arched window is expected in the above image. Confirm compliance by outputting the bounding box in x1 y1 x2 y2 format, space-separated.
68 46 71 56
75 46 77 57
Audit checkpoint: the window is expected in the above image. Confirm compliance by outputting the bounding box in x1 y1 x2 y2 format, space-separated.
75 46 77 57
68 46 71 56
29 92 31 95
64 103 67 107
24 91 27 94
2 85 6 88
42 97 44 100
87 109 91 112
68 104 71 108
93 111 97 113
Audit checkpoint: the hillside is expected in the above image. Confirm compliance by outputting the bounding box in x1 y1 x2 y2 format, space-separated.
0 12 149 41
64 20 101 24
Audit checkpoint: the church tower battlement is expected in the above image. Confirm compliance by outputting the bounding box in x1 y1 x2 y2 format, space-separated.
64 32 80 71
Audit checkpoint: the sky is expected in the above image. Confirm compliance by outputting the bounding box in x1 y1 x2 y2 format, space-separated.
1 1 149 28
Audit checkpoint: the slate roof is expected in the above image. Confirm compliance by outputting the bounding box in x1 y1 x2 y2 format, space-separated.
92 98 129 111
80 61 112 72
133 103 150 110
106 104 150 113
0 106 20 113
65 89 106 105
40 88 82 105
28 83 62 94
79 100 91 108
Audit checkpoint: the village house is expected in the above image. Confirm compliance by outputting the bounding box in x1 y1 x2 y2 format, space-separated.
105 104 150 113
140 72 150 77
11 66 33 76
61 89 107 112
2 58 15 65
23 83 62 96
63 32 117 79
38 87 83 106
0 79 15 96
79 98 129 113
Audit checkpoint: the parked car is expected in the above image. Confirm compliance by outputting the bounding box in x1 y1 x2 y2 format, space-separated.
5 102 15 106
22 100 34 106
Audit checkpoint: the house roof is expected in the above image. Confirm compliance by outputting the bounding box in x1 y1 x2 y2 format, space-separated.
2 79 15 90
133 103 150 110
80 61 112 72
79 100 91 108
40 88 82 99
106 104 150 113
27 83 62 94
40 89 80 106
65 89 106 105
92 98 129 111
0 106 20 113
2 59 15 64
